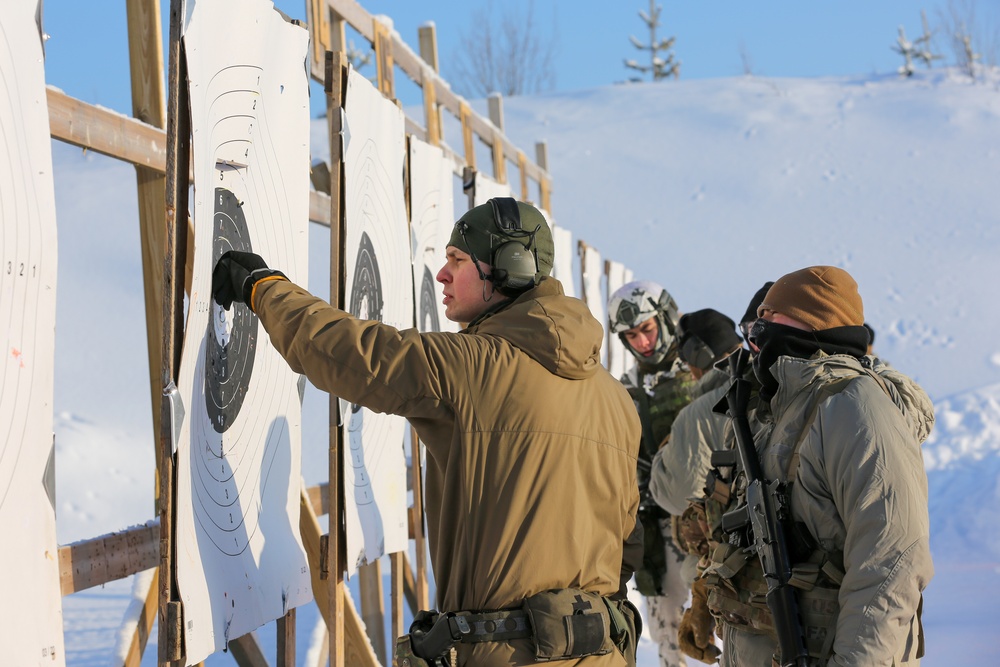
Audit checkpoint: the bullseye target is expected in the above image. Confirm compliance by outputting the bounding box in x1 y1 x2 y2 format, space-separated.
341 67 413 574
418 267 440 332
204 187 257 434
408 137 458 334
176 2 312 663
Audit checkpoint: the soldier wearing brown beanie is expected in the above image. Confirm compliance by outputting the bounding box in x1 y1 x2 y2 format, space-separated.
703 265 935 667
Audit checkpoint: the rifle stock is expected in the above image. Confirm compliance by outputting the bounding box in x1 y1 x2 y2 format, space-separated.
724 348 810 667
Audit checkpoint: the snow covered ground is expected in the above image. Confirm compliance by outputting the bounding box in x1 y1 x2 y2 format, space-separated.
51 67 1000 664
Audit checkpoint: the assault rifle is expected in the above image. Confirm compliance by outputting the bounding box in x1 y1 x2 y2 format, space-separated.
722 348 810 667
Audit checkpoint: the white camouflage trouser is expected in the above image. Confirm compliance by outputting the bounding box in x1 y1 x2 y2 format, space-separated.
644 516 697 667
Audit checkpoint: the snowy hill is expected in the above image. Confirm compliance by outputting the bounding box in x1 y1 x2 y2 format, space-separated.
52 68 1000 664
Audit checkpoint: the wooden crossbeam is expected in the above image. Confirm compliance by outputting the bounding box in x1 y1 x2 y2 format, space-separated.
48 88 167 170
118 569 158 667
59 523 159 596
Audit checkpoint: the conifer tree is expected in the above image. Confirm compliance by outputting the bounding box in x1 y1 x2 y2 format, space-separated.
624 0 680 82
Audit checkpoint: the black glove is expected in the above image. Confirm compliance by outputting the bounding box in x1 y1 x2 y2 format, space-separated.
212 250 287 311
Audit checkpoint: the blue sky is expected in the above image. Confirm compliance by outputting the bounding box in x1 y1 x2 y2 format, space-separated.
42 0 982 117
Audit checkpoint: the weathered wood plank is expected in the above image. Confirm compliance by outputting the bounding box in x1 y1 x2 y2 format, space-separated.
326 50 349 667
359 562 387 665
228 632 269 667
119 570 158 667
125 0 168 484
47 88 167 170
299 489 380 667
277 609 296 667
59 523 159 596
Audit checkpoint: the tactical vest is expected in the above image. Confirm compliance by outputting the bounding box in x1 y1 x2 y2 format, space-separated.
702 374 861 661
625 361 694 475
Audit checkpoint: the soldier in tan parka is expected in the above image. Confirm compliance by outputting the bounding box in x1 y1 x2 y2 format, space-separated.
704 266 934 667
213 198 642 667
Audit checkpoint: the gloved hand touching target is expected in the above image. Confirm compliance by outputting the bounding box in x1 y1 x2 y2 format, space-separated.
212 250 287 311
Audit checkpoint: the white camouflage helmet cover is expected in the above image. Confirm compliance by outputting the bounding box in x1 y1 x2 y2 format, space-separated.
608 280 680 365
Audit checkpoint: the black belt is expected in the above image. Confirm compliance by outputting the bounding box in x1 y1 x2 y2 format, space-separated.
452 608 532 643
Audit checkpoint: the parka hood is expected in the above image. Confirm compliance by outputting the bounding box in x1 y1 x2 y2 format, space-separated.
470 277 604 380
772 351 935 444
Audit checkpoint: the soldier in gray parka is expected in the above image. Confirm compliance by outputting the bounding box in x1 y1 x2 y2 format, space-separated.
702 266 934 667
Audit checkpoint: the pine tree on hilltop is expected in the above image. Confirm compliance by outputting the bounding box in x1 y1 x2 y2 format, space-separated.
624 0 680 82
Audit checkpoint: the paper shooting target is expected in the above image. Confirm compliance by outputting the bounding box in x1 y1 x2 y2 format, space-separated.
418 267 440 333
408 137 458 335
204 186 258 434
348 232 383 325
341 67 413 573
177 1 312 663
0 3 66 665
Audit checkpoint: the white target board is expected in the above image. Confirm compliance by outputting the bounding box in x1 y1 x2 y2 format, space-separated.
409 137 459 334
177 1 312 662
342 68 412 574
472 171 513 207
0 3 65 665
549 220 576 299
580 243 607 365
606 261 635 378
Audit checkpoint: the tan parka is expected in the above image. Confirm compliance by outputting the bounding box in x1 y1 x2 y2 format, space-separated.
720 352 934 667
254 277 641 666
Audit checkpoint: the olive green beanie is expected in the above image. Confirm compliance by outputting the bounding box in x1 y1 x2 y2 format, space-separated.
447 199 554 282
758 266 864 331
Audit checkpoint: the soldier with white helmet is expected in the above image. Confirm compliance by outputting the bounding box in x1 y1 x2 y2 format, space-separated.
608 281 695 667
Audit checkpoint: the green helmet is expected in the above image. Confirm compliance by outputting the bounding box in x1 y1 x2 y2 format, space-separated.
608 280 680 366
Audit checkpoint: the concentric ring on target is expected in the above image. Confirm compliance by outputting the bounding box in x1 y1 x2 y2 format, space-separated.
204 186 258 434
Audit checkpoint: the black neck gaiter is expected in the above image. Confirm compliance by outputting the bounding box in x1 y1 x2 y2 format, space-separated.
751 321 869 402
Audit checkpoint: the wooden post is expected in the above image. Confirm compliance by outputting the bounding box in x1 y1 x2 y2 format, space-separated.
536 141 552 214
125 0 167 454
417 23 439 71
373 17 394 99
488 93 506 183
391 552 405 652
308 0 331 78
421 68 441 147
359 562 387 665
410 427 429 611
299 490 380 666
487 92 504 131
325 49 347 667
492 133 507 185
160 2 190 665
228 633 268 667
604 259 614 371
277 608 296 667
418 23 443 147
125 3 167 661
460 102 476 169
517 151 529 202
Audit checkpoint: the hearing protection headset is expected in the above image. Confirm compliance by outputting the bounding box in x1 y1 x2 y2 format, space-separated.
458 197 540 297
